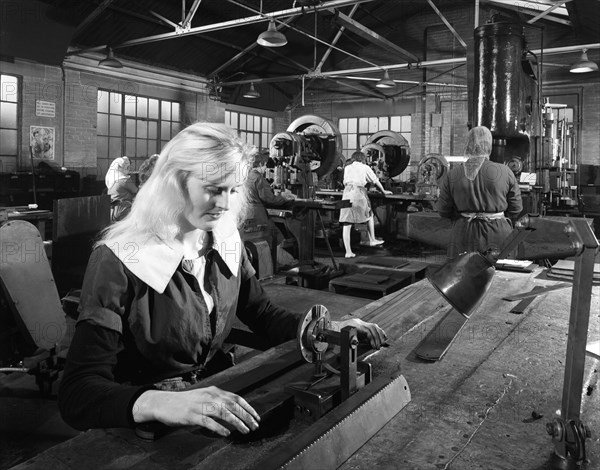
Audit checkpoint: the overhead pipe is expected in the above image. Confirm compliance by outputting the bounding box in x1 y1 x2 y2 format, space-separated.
219 42 599 87
219 57 467 86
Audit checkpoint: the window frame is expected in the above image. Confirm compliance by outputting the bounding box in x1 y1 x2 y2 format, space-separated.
0 73 22 173
96 89 181 177
338 114 411 160
225 109 273 151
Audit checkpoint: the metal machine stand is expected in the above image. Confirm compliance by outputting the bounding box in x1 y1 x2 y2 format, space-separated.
285 305 372 421
544 218 597 468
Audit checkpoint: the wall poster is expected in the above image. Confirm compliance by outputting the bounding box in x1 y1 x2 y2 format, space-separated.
30 126 55 160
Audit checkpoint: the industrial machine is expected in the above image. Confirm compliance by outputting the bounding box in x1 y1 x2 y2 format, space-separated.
270 115 343 198
474 20 538 168
361 130 411 183
268 115 349 265
0 219 67 395
539 100 579 210
415 153 450 199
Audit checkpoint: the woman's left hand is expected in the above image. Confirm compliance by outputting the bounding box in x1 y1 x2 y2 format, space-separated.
331 318 387 349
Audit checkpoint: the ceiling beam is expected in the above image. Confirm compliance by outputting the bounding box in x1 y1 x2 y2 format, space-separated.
326 78 387 99
227 0 381 69
329 9 420 62
73 0 117 37
66 0 375 55
426 0 467 49
220 57 468 86
210 17 298 77
183 0 204 28
526 0 572 24
290 4 361 109
316 4 359 72
482 0 571 26
330 75 467 88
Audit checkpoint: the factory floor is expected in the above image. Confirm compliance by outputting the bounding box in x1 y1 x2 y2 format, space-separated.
2 234 599 469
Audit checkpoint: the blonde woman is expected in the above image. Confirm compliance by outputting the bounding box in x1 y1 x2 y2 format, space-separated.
59 123 387 436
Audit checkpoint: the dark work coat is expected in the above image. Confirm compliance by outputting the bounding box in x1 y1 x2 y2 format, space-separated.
58 215 300 430
437 159 523 259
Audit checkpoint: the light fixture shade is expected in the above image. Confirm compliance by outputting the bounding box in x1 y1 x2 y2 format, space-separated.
376 70 395 88
257 20 287 47
243 82 260 99
426 252 495 318
99 48 123 68
569 49 598 73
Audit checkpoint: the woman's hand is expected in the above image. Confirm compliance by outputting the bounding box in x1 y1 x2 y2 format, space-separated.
331 318 387 350
132 386 260 436
382 189 393 195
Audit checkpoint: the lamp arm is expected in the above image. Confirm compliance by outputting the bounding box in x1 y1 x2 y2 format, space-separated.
490 226 534 261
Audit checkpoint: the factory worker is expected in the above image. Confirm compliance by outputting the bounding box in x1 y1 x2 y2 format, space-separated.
437 126 523 259
59 122 387 436
105 156 138 221
339 150 392 258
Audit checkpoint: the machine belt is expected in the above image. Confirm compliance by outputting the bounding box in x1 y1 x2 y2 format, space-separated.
249 373 411 470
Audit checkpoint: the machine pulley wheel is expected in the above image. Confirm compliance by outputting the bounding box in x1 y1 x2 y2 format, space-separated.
297 304 331 363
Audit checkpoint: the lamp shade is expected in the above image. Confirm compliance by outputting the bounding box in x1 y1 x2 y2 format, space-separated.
243 82 260 99
569 50 598 73
257 20 287 47
376 70 395 88
426 252 495 318
99 48 123 68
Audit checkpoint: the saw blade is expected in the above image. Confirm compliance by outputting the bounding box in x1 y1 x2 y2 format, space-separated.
249 373 411 470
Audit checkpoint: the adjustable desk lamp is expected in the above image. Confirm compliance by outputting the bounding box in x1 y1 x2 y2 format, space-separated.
427 215 598 468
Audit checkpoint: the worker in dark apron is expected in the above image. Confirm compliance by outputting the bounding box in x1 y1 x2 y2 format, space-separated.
437 126 523 259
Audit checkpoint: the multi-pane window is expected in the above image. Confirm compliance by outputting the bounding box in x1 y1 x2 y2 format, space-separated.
0 74 19 172
225 110 273 151
97 90 181 178
338 115 411 159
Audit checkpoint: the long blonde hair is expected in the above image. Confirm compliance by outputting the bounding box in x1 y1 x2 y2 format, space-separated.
97 123 255 246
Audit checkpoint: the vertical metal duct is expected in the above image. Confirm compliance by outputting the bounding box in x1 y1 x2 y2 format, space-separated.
474 22 536 167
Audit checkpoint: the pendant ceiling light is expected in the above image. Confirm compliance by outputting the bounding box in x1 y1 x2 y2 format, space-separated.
257 20 287 47
243 82 261 99
98 47 123 68
376 70 395 88
569 49 598 73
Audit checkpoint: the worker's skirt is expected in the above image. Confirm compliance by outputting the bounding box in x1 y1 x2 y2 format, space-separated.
339 184 372 224
448 216 513 259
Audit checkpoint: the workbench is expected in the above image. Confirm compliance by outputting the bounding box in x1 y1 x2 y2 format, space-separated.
314 190 438 236
13 268 600 470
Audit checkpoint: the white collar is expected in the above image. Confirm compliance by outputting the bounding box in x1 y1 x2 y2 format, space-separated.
105 212 242 293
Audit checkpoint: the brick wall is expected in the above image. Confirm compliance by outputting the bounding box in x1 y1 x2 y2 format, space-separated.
581 83 600 165
63 70 98 170
1 60 64 172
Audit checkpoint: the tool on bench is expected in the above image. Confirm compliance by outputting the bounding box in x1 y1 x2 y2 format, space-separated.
415 308 468 361
503 284 569 314
502 283 570 302
251 304 410 469
136 304 411 469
